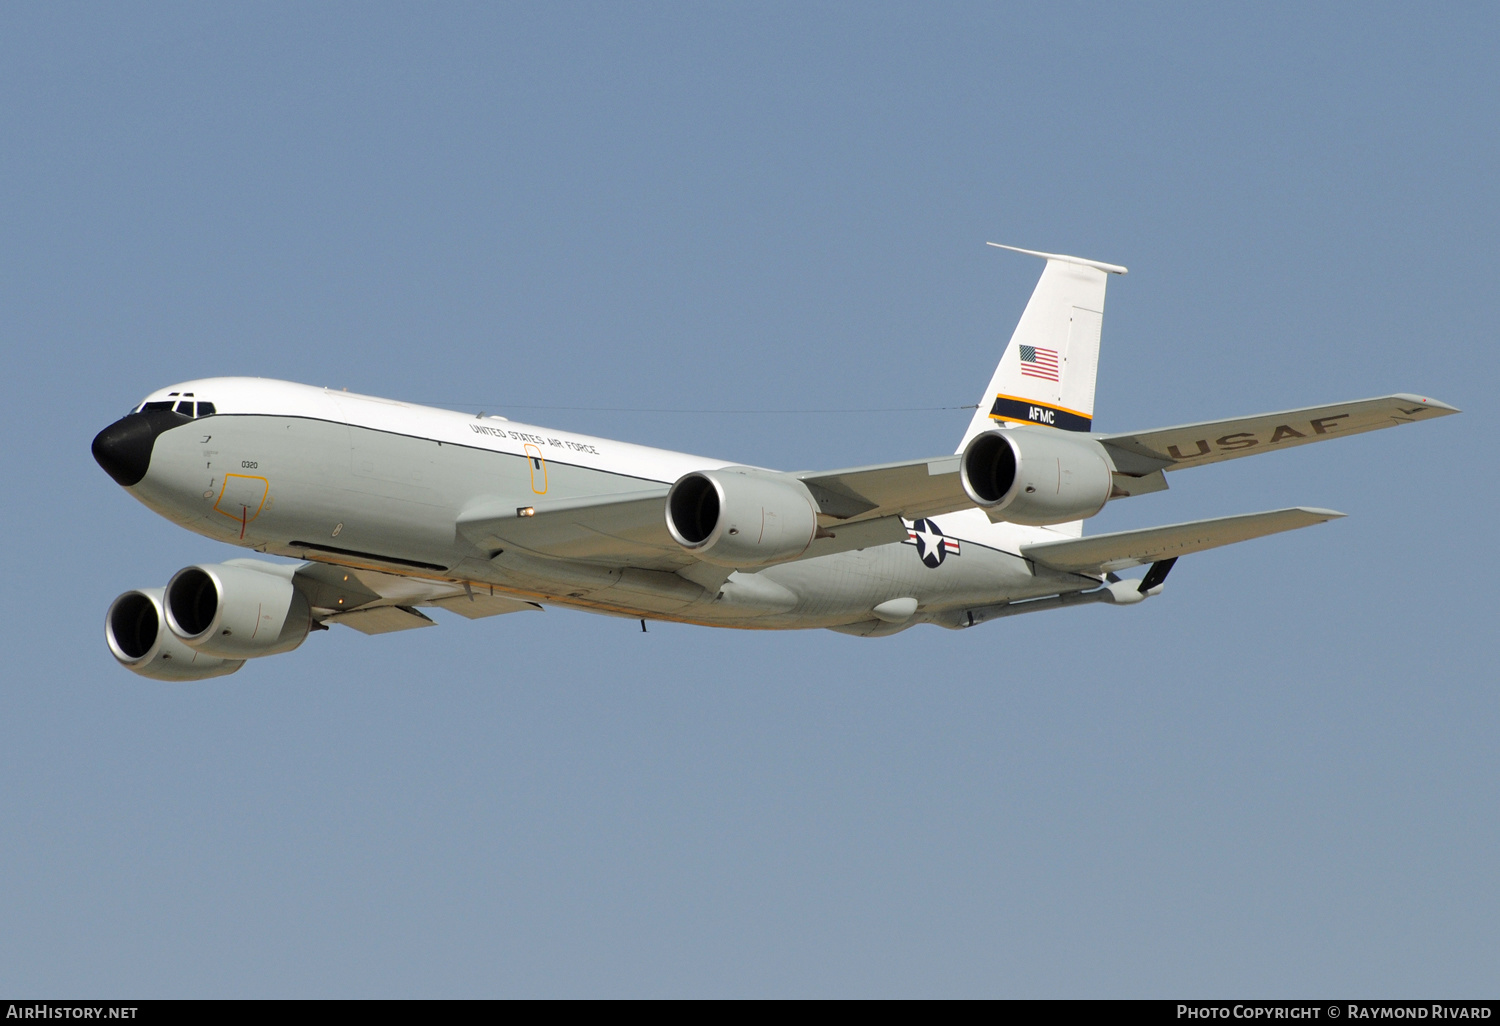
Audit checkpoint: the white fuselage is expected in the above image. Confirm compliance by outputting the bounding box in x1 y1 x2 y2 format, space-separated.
119 377 1099 635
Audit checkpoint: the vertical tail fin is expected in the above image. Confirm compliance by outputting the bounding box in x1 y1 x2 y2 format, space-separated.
956 244 1127 454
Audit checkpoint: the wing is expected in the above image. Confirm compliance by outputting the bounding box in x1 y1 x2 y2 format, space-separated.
796 455 968 523
453 457 970 570
456 488 683 567
1021 506 1344 575
293 561 541 632
1099 394 1459 475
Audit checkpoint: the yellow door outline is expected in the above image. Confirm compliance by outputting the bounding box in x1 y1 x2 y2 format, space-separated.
213 473 270 523
523 444 548 495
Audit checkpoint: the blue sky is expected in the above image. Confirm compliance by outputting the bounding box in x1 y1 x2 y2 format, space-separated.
1 3 1495 996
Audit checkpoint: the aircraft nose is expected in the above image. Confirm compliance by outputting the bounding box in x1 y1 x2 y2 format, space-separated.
92 411 181 487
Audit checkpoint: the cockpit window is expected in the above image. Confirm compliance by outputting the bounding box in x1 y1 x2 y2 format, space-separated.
136 396 215 416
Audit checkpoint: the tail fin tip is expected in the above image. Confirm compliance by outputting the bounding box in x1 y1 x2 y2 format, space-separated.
986 242 1127 277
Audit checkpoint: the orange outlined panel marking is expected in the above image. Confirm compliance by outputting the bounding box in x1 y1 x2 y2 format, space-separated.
213 474 269 522
524 444 548 495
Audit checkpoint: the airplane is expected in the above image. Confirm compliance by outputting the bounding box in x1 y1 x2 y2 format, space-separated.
93 244 1459 680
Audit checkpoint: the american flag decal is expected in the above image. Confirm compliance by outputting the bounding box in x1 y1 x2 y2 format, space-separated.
1019 345 1059 382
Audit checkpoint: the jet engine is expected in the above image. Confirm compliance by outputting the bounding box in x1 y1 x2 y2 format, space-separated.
164 561 313 659
665 467 820 568
960 427 1113 525
106 588 244 681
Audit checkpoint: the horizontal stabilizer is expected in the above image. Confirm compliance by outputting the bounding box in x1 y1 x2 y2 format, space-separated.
1101 394 1459 475
1021 506 1345 574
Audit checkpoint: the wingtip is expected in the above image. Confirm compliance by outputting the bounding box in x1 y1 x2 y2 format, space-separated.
1298 507 1348 520
1391 393 1461 414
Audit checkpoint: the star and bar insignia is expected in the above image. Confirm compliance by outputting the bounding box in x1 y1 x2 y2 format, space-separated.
903 518 961 568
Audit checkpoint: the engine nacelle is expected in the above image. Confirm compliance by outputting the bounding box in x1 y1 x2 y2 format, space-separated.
960 427 1113 525
665 467 820 568
106 588 244 681
165 561 312 659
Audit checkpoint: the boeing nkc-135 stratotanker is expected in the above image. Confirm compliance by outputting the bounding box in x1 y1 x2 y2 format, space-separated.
93 245 1458 679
